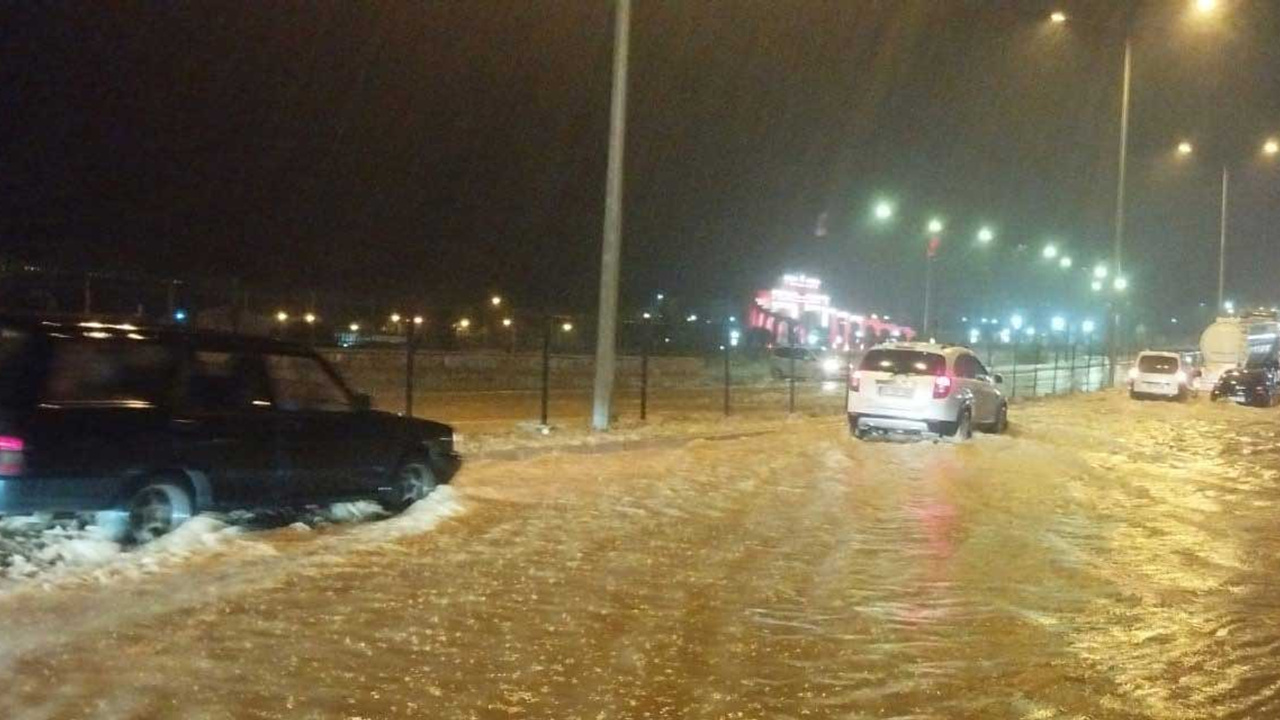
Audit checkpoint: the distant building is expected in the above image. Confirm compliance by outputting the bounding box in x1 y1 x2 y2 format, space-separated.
747 273 914 348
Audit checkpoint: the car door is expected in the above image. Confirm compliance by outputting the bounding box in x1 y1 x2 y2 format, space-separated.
171 348 285 509
264 352 390 502
970 356 1000 423
953 355 992 423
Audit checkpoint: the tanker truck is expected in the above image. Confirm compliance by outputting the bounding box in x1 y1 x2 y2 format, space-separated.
1198 312 1280 390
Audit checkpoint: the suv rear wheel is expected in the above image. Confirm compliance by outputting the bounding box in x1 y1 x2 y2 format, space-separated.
127 482 194 544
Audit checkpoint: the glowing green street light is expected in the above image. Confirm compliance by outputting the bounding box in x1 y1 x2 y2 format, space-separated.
1042 243 1059 260
873 200 894 221
977 226 995 244
927 218 944 234
1059 256 1073 269
1093 263 1108 280
1113 276 1129 292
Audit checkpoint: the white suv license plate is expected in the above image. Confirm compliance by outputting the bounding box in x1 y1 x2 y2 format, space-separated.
878 385 914 398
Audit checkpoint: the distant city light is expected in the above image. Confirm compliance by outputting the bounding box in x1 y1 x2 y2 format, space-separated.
562 322 574 332
873 200 894 221
458 318 471 329
1224 300 1236 313
977 227 995 244
1059 256 1073 269
413 315 424 325
1266 139 1280 156
1082 320 1096 334
1093 263 1108 279
1170 317 1179 324
502 318 512 327
968 328 980 344
1051 316 1066 332
1010 314 1024 330
304 312 316 324
1042 243 1059 260
1049 10 1067 23
1195 0 1218 13
641 312 652 320
491 296 502 307
1113 276 1129 292
389 313 401 323
656 292 665 301
349 322 360 332
275 311 288 323
172 309 187 322
927 218 944 234
1025 327 1036 337
687 314 698 322
1091 279 1104 292
1000 328 1012 343
1177 140 1194 155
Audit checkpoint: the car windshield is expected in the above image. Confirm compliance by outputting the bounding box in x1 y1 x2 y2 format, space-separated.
859 349 946 376
1138 355 1179 374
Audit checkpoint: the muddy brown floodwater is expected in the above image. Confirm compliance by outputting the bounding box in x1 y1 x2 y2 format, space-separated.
2 391 1279 719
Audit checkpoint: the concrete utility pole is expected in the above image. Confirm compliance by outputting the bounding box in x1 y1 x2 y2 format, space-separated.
590 0 632 431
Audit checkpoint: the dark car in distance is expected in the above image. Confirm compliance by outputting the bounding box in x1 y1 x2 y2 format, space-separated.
0 317 460 542
1210 364 1280 407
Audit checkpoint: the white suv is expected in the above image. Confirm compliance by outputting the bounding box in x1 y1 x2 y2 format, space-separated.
1128 350 1199 400
847 343 1008 440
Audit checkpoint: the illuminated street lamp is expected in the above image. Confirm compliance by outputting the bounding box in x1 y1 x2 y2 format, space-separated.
561 321 574 333
1093 263 1109 280
1265 139 1279 156
927 218 944 234
977 226 995 244
413 315 424 326
348 322 360 333
873 200 894 221
1059 256 1073 269
491 296 503 307
1049 10 1067 23
1091 279 1104 292
502 317 513 327
304 312 316 324
275 311 289 323
1042 243 1059 260
389 313 401 324
1010 314 1025 330
1195 0 1218 13
1177 140 1194 155
458 318 471 329
1051 316 1067 332
1113 276 1129 292
1082 319 1096 335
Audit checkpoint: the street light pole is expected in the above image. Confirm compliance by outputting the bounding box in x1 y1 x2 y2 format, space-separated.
1108 36 1132 387
1218 165 1229 310
590 0 632 432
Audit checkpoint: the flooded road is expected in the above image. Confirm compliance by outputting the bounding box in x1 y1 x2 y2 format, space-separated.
3 391 1280 719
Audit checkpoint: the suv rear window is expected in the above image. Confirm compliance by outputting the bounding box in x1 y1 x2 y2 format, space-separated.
45 339 177 407
1137 355 1179 374
859 349 946 376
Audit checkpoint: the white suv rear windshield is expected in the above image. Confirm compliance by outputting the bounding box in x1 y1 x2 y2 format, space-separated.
859 349 946 376
1137 355 1179 374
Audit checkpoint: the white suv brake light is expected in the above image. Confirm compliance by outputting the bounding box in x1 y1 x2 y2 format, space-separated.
932 375 953 399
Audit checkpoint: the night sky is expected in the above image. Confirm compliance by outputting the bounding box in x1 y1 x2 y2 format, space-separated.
3 1 1278 325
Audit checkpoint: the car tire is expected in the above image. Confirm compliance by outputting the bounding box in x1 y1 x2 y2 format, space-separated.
127 481 194 544
987 403 1008 434
948 408 973 442
384 457 438 513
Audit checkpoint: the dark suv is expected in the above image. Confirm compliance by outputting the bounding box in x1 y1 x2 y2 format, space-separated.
0 317 460 541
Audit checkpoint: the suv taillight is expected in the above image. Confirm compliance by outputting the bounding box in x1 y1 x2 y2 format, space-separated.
850 369 862 391
932 375 953 399
0 436 24 476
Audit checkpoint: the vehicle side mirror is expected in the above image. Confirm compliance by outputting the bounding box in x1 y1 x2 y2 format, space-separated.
353 393 372 412
992 373 1004 385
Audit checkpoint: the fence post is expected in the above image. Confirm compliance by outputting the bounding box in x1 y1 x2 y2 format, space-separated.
1052 338 1060 395
540 315 552 427
404 321 416 417
723 328 731 417
788 325 797 414
1068 331 1077 393
1031 336 1040 397
640 321 650 421
1011 335 1019 399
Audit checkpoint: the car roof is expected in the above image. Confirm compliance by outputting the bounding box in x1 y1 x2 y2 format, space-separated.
0 314 313 355
1138 350 1181 358
872 341 972 357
